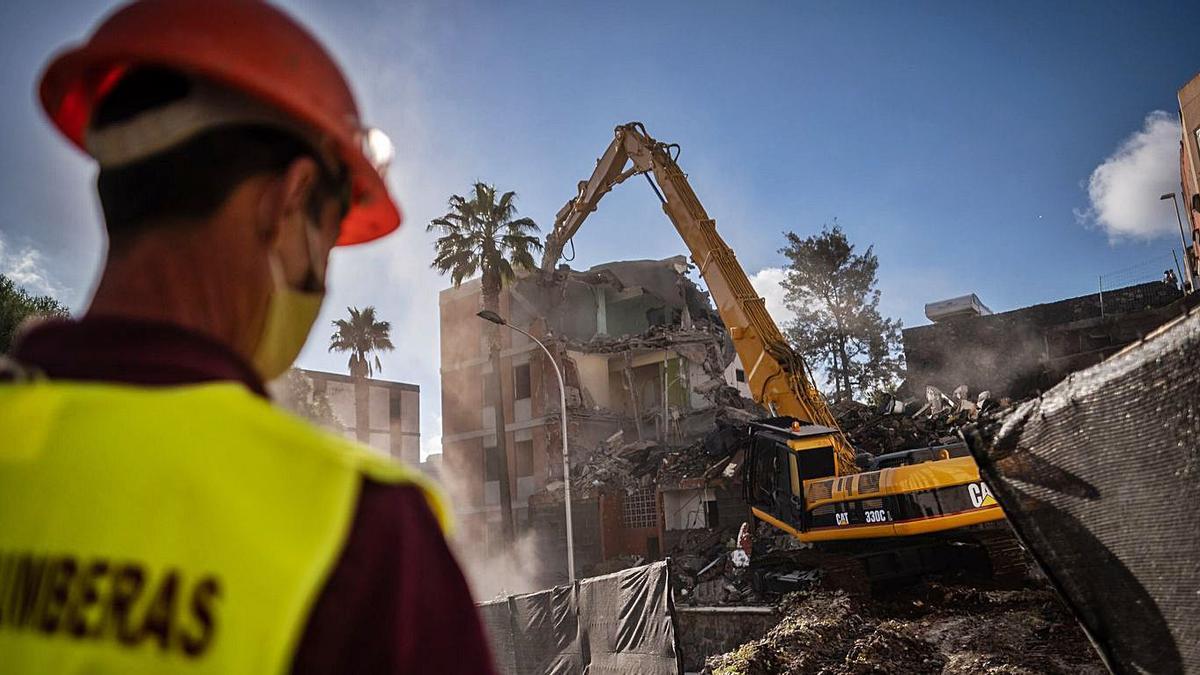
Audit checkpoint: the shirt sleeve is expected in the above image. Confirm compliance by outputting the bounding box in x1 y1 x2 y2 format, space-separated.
290 480 497 674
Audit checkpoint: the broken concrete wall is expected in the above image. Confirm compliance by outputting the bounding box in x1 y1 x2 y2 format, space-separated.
567 350 611 409
526 497 603 587
522 255 721 342
661 486 749 534
662 488 712 532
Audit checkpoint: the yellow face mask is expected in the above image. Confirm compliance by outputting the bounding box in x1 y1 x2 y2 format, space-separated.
251 220 327 381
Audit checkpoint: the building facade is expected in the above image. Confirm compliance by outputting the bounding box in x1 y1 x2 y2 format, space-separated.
296 368 421 465
1177 72 1200 286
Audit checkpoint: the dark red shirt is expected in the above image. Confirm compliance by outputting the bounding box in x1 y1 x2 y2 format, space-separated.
8 316 496 674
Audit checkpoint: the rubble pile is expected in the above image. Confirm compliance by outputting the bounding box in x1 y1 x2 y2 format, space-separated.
572 440 668 495
833 399 960 456
571 407 756 497
705 580 1105 675
671 525 763 606
835 385 1010 457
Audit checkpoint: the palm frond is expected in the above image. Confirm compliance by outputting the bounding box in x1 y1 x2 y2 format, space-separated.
429 182 541 293
505 216 541 235
329 305 393 377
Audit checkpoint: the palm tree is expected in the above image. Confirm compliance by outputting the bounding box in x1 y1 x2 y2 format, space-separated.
329 305 395 443
428 183 542 544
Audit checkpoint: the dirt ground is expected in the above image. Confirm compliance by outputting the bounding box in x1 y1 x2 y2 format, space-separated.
704 576 1106 675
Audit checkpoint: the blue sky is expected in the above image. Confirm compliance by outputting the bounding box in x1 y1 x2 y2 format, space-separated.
2 1 1199 458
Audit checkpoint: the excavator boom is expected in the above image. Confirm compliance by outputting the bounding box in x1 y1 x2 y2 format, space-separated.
544 123 858 476
545 123 1006 556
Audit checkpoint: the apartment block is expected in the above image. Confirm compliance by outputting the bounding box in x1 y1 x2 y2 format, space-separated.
295 368 421 465
438 257 753 585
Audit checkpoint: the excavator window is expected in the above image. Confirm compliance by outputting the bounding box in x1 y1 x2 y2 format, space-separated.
750 442 777 508
795 444 837 482
788 454 801 497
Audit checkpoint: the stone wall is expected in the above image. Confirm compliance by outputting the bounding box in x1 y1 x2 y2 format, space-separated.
675 606 779 672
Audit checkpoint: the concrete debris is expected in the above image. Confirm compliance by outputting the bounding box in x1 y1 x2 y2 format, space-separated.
704 580 1106 674
757 569 821 595
834 385 1010 458
570 405 754 496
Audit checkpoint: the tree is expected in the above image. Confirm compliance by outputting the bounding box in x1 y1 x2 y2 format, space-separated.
428 182 542 545
273 368 343 430
0 274 69 353
779 222 904 402
328 306 394 443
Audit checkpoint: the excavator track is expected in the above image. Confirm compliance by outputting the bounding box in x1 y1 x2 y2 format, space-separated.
973 527 1029 583
751 524 1026 596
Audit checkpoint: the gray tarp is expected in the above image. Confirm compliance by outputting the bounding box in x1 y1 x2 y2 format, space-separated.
477 561 680 675
965 304 1200 675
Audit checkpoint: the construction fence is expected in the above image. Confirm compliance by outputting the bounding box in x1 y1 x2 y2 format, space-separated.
966 304 1200 674
477 561 680 675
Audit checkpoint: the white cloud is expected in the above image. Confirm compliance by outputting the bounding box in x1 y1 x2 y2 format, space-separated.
1078 111 1182 242
0 231 66 300
748 266 794 326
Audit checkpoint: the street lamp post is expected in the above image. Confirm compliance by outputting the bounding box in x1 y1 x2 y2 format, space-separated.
477 310 575 586
1160 192 1193 291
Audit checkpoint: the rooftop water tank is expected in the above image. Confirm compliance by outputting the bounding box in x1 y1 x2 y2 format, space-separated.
925 294 993 322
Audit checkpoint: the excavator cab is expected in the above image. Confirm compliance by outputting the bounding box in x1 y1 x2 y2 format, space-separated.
741 418 842 535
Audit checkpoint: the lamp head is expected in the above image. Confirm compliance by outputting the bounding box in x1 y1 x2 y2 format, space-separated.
476 310 506 325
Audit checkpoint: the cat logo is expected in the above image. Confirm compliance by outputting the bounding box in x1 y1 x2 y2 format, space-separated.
968 481 997 508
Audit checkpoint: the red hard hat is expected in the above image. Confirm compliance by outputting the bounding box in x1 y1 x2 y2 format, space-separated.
38 0 400 246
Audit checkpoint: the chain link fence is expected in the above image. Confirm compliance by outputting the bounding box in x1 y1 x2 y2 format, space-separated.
1098 253 1184 317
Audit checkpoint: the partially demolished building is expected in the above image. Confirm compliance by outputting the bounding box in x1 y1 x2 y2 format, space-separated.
439 256 755 585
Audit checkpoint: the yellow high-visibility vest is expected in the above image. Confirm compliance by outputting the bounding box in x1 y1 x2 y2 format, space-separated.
0 381 446 674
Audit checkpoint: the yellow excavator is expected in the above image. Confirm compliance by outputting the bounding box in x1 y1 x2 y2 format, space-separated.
543 123 1012 580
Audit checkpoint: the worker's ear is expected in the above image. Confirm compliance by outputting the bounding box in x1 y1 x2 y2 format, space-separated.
254 157 320 247
278 157 320 223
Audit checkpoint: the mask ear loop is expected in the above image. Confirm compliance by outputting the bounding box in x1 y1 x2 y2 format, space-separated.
269 212 327 295
300 214 328 293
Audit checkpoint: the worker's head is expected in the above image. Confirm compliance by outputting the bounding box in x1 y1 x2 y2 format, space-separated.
38 0 402 379
89 67 353 378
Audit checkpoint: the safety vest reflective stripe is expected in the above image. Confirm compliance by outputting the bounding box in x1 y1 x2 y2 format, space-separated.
0 381 446 674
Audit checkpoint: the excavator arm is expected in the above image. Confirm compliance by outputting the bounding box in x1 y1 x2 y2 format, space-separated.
543 123 858 476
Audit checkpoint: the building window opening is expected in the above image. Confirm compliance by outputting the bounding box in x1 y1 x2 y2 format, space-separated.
484 443 502 483
622 487 657 529
483 371 498 407
735 368 746 383
515 439 534 477
514 362 531 400
389 390 402 418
